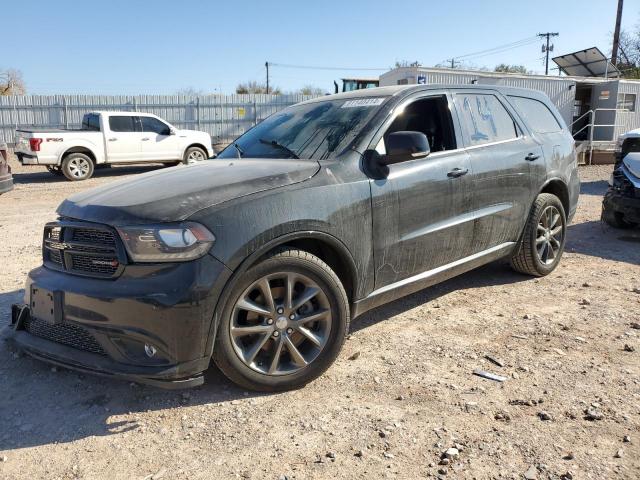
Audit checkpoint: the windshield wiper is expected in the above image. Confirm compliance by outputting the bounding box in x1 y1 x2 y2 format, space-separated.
259 138 299 159
232 142 244 159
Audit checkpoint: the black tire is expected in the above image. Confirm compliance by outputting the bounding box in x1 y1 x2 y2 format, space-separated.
46 165 64 176
183 146 207 165
510 193 567 277
61 153 95 181
602 205 638 229
213 248 350 392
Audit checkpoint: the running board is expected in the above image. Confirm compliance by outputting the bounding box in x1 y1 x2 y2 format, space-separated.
351 242 516 318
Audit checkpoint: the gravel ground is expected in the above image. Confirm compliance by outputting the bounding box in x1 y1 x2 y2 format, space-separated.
0 157 639 480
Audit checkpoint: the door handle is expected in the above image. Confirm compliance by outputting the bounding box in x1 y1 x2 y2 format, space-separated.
525 153 540 161
447 167 469 178
141 137 150 141
108 138 117 142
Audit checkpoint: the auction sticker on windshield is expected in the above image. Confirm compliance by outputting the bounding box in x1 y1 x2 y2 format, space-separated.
341 98 386 108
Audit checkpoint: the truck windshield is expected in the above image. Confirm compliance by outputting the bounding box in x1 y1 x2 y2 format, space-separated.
217 97 389 160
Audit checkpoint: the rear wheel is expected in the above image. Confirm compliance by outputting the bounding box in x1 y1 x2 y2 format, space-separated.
183 146 207 165
213 248 350 391
61 153 94 181
510 193 566 276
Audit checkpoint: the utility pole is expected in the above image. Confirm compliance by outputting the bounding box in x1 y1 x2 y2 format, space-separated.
446 58 458 69
265 61 270 94
538 32 559 75
612 0 624 65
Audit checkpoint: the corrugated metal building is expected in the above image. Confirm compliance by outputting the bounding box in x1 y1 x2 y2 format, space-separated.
380 67 640 162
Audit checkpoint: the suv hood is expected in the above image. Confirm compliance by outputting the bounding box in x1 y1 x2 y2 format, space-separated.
57 159 320 225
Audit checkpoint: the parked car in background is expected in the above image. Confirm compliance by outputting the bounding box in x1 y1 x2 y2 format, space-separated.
14 112 213 181
8 85 578 391
0 141 13 194
603 135 640 228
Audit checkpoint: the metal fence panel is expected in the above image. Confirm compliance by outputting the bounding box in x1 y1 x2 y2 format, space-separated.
0 94 315 144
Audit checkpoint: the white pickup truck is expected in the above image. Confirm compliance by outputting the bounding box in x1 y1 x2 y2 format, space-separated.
15 111 214 180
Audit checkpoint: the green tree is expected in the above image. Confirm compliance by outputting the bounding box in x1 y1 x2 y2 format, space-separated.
494 64 531 74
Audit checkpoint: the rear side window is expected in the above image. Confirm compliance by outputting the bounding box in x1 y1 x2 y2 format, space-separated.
508 96 562 134
109 116 137 132
141 116 171 135
82 114 101 131
455 94 518 146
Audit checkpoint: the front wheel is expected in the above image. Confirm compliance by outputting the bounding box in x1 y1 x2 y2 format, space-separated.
183 146 207 165
602 205 638 229
510 193 567 276
213 248 350 392
61 153 94 181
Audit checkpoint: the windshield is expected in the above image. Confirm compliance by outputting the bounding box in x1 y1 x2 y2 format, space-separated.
217 97 389 160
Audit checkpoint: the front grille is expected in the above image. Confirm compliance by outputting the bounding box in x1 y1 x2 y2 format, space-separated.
72 228 116 246
71 254 119 276
24 316 106 356
43 222 123 278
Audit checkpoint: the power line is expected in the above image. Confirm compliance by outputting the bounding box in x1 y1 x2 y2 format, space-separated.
452 36 539 61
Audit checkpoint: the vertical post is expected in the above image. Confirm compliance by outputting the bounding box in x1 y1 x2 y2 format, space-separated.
538 32 559 75
63 96 69 128
612 0 624 65
133 97 137 112
196 96 200 130
265 61 269 94
589 110 595 165
254 99 257 126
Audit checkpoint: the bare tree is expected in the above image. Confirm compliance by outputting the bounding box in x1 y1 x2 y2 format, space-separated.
175 87 206 96
298 85 325 96
0 69 26 95
236 80 281 95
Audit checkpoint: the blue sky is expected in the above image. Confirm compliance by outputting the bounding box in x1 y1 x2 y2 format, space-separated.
4 0 640 95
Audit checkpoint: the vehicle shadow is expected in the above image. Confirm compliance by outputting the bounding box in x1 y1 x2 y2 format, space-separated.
0 288 256 452
566 220 640 265
351 259 527 333
580 179 609 196
11 164 168 184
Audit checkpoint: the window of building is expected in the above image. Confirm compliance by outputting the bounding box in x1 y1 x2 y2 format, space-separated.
455 94 518 146
617 93 636 112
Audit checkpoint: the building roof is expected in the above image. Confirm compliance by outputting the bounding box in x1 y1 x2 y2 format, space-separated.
382 66 640 85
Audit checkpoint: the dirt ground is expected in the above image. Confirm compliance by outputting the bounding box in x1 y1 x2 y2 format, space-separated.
0 156 639 480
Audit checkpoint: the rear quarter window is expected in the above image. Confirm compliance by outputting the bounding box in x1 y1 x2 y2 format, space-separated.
508 96 562 134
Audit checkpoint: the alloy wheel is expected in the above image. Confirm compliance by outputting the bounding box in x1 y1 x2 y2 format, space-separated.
536 205 563 265
187 150 205 164
68 157 91 178
230 272 332 376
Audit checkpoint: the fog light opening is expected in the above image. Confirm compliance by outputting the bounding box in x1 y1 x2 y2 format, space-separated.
144 344 157 358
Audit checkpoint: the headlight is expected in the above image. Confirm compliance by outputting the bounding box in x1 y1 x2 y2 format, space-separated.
116 222 215 262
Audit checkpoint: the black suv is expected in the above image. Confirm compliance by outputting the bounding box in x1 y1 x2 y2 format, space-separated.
8 85 579 391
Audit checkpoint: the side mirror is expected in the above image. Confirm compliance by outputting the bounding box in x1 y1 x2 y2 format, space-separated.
362 131 430 180
168 128 176 135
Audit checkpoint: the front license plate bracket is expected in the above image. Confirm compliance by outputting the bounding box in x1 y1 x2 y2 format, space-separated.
30 286 63 324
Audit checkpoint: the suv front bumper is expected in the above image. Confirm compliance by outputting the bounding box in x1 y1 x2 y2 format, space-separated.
6 255 233 388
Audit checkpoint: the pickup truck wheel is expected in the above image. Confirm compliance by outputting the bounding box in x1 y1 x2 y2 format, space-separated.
213 248 350 392
184 147 207 165
61 153 94 181
510 193 566 277
46 165 64 176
